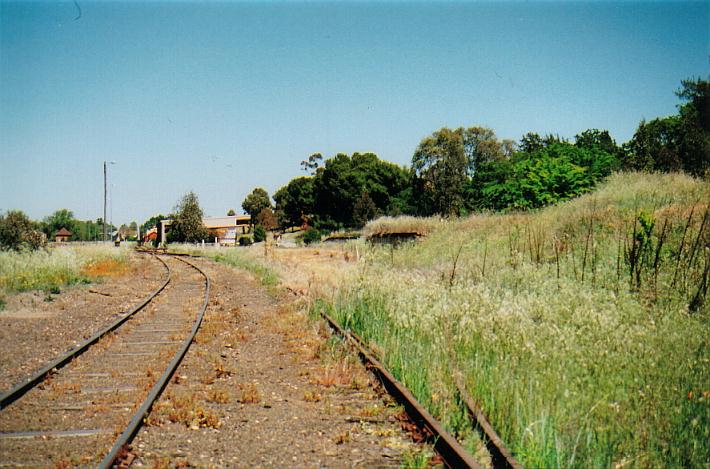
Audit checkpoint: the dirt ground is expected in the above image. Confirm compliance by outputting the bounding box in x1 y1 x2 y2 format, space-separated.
1 251 437 467
130 257 435 468
0 253 166 393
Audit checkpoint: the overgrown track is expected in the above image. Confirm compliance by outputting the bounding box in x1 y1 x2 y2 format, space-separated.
0 255 210 468
320 311 485 469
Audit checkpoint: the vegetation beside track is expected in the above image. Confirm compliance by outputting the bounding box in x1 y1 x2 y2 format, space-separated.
166 245 279 290
0 244 131 296
320 172 709 468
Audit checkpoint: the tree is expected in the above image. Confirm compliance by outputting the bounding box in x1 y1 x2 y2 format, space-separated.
313 152 410 228
575 129 619 154
412 128 468 216
519 132 566 153
141 214 165 236
676 76 710 175
476 143 617 210
242 188 272 225
274 177 315 229
227 209 236 216
519 132 544 153
42 209 77 239
627 116 682 172
352 192 378 228
624 76 709 176
169 192 208 243
300 153 323 175
461 126 507 176
256 207 277 231
253 225 266 242
0 210 46 251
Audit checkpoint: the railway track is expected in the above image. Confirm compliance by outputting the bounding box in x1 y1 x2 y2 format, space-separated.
0 254 210 468
320 310 522 469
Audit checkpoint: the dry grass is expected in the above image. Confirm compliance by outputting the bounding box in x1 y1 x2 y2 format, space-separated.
303 390 322 402
148 392 220 429
80 258 132 278
363 215 441 238
333 430 351 445
206 387 230 404
238 382 261 404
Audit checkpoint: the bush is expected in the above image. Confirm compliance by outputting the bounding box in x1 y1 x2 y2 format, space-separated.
238 235 253 246
253 225 266 243
302 227 321 245
0 210 46 251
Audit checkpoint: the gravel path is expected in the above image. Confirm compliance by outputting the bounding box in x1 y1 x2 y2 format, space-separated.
130 258 435 468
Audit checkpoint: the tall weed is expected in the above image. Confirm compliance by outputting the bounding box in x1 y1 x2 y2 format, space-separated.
0 243 129 293
326 172 709 467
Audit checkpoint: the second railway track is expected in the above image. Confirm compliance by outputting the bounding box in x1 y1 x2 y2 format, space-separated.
0 255 210 468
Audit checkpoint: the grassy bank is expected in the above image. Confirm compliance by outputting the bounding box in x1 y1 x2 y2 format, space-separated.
321 172 709 468
0 243 131 297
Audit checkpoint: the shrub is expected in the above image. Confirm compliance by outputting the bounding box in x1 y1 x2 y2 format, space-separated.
253 225 266 243
238 235 253 246
302 227 321 245
0 210 46 251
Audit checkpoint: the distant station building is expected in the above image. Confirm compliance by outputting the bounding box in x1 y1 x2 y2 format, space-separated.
55 228 71 243
157 215 251 245
143 228 158 243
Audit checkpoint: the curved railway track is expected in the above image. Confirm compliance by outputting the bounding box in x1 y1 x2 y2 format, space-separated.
0 254 210 468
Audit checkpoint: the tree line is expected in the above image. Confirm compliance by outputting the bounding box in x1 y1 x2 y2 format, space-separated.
2 76 706 250
0 207 127 251
240 76 708 232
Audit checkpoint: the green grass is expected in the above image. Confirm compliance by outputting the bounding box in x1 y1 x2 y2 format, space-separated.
0 243 129 294
319 172 710 468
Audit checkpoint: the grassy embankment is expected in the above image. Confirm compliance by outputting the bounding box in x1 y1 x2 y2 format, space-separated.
318 172 709 468
0 244 131 307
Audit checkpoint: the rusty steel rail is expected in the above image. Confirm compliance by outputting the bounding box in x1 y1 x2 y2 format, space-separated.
100 255 211 468
453 375 523 469
319 311 482 469
0 254 171 410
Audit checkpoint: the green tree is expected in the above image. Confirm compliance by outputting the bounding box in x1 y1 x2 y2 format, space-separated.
412 128 468 216
574 129 620 155
625 76 709 176
253 225 266 242
72 219 102 241
477 143 617 210
274 177 315 228
300 152 323 175
676 76 710 176
0 210 46 251
519 132 544 153
302 227 321 245
313 152 409 227
227 209 236 216
627 116 682 172
42 209 77 239
242 188 272 225
352 192 379 228
170 192 208 243
462 126 508 176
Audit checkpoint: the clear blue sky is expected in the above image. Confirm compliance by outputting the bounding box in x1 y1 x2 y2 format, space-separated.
1 1 708 226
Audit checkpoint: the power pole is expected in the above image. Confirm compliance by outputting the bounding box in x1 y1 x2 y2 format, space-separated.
103 161 107 242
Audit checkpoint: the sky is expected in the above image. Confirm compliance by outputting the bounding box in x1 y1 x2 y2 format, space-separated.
1 0 708 227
